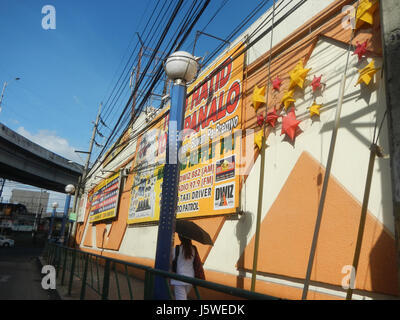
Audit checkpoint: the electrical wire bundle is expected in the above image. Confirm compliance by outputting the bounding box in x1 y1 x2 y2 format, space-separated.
85 0 308 185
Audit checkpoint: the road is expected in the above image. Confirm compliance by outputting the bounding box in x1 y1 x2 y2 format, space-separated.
0 240 60 300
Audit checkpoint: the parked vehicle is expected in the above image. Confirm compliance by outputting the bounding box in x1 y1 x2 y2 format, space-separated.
0 236 15 247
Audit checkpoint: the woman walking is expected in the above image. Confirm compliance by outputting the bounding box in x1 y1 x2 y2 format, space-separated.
171 234 205 300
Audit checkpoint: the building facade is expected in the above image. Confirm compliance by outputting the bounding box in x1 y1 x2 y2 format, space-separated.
74 0 399 300
10 189 49 215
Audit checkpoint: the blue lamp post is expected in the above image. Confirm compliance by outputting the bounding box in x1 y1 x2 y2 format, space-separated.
59 184 75 245
48 202 58 241
153 51 199 299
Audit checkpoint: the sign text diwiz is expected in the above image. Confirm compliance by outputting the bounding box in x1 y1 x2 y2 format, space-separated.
215 184 234 200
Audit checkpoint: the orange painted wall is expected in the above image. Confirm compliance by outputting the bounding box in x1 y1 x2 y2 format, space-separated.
74 0 398 300
239 152 399 297
241 0 382 138
81 154 135 251
173 216 227 263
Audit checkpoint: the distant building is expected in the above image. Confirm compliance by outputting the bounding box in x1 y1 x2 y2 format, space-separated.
10 189 49 215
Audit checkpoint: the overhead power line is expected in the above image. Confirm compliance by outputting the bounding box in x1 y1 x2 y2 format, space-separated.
86 0 309 185
84 0 212 183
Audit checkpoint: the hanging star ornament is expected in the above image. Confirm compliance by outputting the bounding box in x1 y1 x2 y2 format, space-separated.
281 109 301 141
272 76 283 91
355 0 379 29
353 40 368 61
311 75 323 92
252 85 266 111
289 60 311 89
281 89 296 111
257 113 265 127
356 59 379 86
266 108 279 128
254 129 264 150
309 101 322 118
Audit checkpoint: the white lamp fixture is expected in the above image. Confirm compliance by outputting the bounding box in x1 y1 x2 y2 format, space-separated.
52 202 59 209
164 51 199 83
65 184 76 195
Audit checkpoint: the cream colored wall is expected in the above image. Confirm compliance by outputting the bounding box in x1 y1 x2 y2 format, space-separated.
198 0 337 83
77 1 396 299
112 1 344 262
204 38 393 298
118 224 158 260
244 0 337 65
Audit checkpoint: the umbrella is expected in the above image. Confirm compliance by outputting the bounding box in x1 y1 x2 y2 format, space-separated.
175 220 214 245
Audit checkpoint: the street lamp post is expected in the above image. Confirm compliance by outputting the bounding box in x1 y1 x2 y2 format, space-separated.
0 77 20 113
48 202 58 240
59 184 75 245
153 51 198 299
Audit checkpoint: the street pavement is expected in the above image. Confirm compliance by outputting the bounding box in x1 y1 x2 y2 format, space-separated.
0 236 60 300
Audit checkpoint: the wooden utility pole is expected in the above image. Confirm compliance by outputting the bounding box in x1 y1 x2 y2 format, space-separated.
131 33 145 119
69 103 102 245
131 46 143 118
380 0 400 292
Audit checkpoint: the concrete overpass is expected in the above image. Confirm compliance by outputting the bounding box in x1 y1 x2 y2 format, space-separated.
0 123 84 193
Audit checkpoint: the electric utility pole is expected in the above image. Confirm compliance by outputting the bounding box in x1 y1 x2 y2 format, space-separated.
380 0 400 291
70 103 102 245
131 33 144 119
83 102 103 178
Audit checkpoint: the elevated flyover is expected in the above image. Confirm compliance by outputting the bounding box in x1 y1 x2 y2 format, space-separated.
0 123 83 193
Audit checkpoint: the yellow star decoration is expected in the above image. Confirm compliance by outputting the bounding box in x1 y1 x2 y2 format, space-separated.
309 101 322 117
252 85 266 111
254 129 264 150
289 60 311 89
356 59 379 86
281 89 296 111
355 0 378 29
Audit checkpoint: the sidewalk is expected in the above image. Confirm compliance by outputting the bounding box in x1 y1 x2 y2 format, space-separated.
38 255 146 300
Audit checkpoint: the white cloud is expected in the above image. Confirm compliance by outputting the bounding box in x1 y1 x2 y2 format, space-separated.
16 127 84 164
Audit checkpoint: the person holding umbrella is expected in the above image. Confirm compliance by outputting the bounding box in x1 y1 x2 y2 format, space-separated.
171 220 212 300
171 234 199 300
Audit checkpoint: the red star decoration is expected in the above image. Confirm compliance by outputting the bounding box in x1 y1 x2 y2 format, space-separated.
281 109 301 141
257 114 265 127
272 76 283 91
266 108 279 128
311 75 322 92
353 40 368 61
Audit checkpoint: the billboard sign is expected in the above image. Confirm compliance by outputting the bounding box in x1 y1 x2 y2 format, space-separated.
89 172 121 223
127 42 245 224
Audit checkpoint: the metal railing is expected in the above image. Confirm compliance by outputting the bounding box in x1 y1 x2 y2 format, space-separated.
43 243 280 300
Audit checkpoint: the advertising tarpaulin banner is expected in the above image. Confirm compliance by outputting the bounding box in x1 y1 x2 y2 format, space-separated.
127 42 245 224
178 42 244 218
89 172 121 223
127 111 168 224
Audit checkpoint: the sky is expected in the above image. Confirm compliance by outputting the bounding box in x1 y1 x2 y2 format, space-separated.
0 0 270 212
